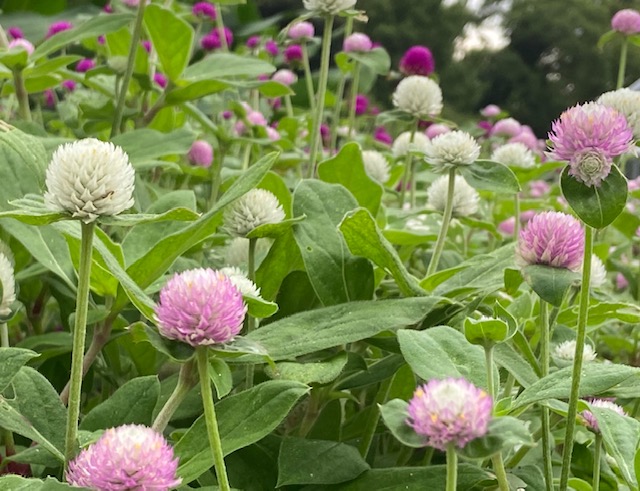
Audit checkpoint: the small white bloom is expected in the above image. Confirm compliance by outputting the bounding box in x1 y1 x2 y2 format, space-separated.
337 126 356 138
554 340 597 362
491 142 536 169
598 88 640 139
579 254 607 289
219 266 261 297
392 76 443 119
223 189 285 237
391 131 430 159
302 0 357 14
362 150 390 183
44 138 135 223
0 253 15 317
424 130 480 171
427 175 479 217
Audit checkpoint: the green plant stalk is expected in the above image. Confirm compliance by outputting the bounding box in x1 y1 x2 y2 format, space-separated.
0 323 15 458
426 167 457 276
446 444 458 491
328 17 354 153
514 193 521 239
64 221 95 466
501 373 515 399
153 359 197 432
617 38 628 89
214 4 228 52
301 43 316 112
399 122 417 206
559 225 593 491
197 347 231 491
484 344 509 491
358 378 392 459
492 454 509 491
12 69 31 122
347 61 361 138
245 237 258 389
308 15 335 177
593 433 602 491
209 148 225 207
111 0 147 138
539 299 553 491
241 143 252 171
284 94 294 118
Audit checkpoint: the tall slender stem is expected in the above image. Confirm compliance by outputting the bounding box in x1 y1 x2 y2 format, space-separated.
358 378 392 459
245 238 257 389
399 122 417 206
593 433 602 491
308 15 334 177
514 193 521 239
301 43 316 112
12 70 31 121
492 454 510 491
214 4 228 52
197 347 231 491
445 444 458 491
209 148 224 208
484 345 495 399
426 167 457 276
539 299 553 491
485 343 509 491
347 62 361 138
284 94 294 118
64 221 95 466
328 17 353 154
152 359 197 432
0 323 15 458
559 225 593 491
111 0 147 138
617 38 628 89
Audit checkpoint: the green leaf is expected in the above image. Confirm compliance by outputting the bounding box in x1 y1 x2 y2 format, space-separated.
144 5 193 82
165 80 230 104
379 399 424 448
182 53 275 80
246 297 448 361
464 317 511 346
560 165 628 229
0 476 84 490
255 229 304 301
265 352 348 385
129 323 194 363
317 142 383 216
246 217 305 239
24 55 80 79
521 264 579 307
457 160 520 193
80 376 160 431
340 208 425 297
0 348 40 393
174 380 309 483
209 358 232 399
345 47 391 75
111 128 195 165
494 343 539 388
597 29 617 49
0 47 29 71
459 416 533 459
0 195 65 225
244 294 279 319
0 125 47 200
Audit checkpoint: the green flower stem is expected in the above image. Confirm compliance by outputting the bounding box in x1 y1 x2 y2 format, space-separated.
0 323 15 459
492 454 509 491
245 237 258 389
484 343 509 491
617 38 628 89
426 167 457 276
347 61 361 138
308 14 335 178
209 148 225 207
559 225 593 491
358 378 392 459
501 373 515 399
328 18 354 154
111 0 147 138
399 122 417 206
197 347 231 491
446 444 458 491
12 69 31 122
593 433 602 491
421 447 434 466
153 359 197 432
514 193 521 239
0 323 8 349
64 221 95 466
539 299 553 491
484 345 495 399
241 143 252 171
507 426 544 468
214 4 228 52
301 43 316 112
284 94 294 118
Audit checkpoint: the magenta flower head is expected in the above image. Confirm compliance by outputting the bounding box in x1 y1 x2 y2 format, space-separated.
548 102 634 187
154 72 168 88
399 45 435 77
288 21 314 40
343 32 373 52
141 40 152 53
612 9 640 35
246 35 260 49
201 27 233 51
188 140 213 168
355 94 369 115
46 21 73 38
7 27 23 40
265 39 279 56
374 126 393 145
516 211 584 271
193 1 217 20
61 80 76 91
155 268 247 347
284 44 304 64
582 399 626 433
75 58 96 73
406 378 492 451
66 424 181 490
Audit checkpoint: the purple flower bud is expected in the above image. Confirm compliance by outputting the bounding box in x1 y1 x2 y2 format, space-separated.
141 40 152 53
265 39 279 56
222 110 233 120
399 45 435 77
103 4 113 13
612 9 640 35
193 1 217 20
480 104 500 117
46 21 73 38
355 94 369 115
246 35 260 49
153 73 167 88
7 27 23 40
76 58 96 73
61 80 76 91
201 27 233 51
284 44 304 64
374 126 393 145
97 35 106 45
582 399 626 433
188 140 214 167
288 21 314 40
343 32 373 52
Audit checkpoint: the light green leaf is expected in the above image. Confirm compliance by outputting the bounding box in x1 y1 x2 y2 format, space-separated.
265 352 348 385
0 348 40 394
144 5 193 82
521 264 579 307
457 160 520 193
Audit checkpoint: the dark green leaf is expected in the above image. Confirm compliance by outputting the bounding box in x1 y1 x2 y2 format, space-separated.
521 264 579 307
379 399 424 448
457 160 520 193
0 347 40 393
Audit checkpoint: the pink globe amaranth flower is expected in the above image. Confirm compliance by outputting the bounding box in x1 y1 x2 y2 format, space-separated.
582 399 626 433
154 72 168 88
155 268 247 347
355 94 369 115
201 27 233 51
8 38 34 55
320 123 331 143
141 40 152 53
265 39 279 56
46 21 73 38
97 35 106 45
628 176 640 191
343 32 373 52
509 128 539 151
480 104 501 117
477 120 492 135
288 21 314 40
406 378 492 451
612 9 640 35
516 211 584 271
374 126 393 145
7 27 23 40
61 80 76 91
284 44 304 64
498 217 515 235
426 123 451 139
193 1 217 20
44 89 55 108
520 210 536 223
188 140 213 168
490 117 522 137
616 272 629 290
266 126 280 141
246 35 260 49
75 58 96 73
103 4 113 13
222 110 233 120
272 68 297 86
547 102 633 187
66 424 182 490
529 180 550 198
399 45 435 76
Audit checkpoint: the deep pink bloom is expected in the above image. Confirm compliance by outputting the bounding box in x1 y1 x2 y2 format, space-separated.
426 123 451 139
406 378 492 451
75 58 95 73
188 140 213 168
66 424 181 490
612 9 640 35
284 44 303 64
246 35 260 49
582 399 626 433
265 39 279 56
156 268 246 346
222 110 233 120
490 117 522 137
320 123 331 143
288 21 314 40
61 80 76 91
201 27 233 51
44 89 55 108
8 38 34 55
548 102 633 187
103 4 113 13
480 104 500 117
46 21 73 38
516 211 584 271
477 120 493 134
193 1 217 20
343 32 373 52
153 72 167 88
7 27 23 39
97 35 106 45
355 94 369 115
399 45 435 76
141 40 152 53
374 126 393 145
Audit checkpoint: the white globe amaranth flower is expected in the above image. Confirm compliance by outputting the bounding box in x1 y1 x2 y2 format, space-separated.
0 253 16 317
427 175 479 217
391 131 430 159
223 189 285 237
302 0 356 15
598 88 640 139
362 150 390 184
44 138 135 223
392 76 443 119
219 266 261 297
579 254 608 289
553 340 597 363
491 142 536 169
424 130 480 172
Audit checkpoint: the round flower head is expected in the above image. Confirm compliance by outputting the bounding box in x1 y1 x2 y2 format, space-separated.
7 27 23 40
362 150 390 184
288 21 315 40
193 1 217 20
188 140 213 168
343 33 372 52
75 58 96 73
0 253 16 318
44 139 135 223
284 44 304 64
491 142 536 169
302 0 357 15
490 117 522 137
424 130 480 171
553 340 597 364
66 424 181 490
7 38 34 55
391 131 430 159
392 76 443 119
580 254 607 289
582 399 626 433
399 45 435 76
219 266 261 297
155 268 247 346
548 102 633 187
374 126 393 145
272 68 298 86
265 39 279 56
516 212 584 271
201 27 233 51
427 175 479 217
598 88 640 139
406 378 492 451
529 180 550 198
46 21 73 38
355 94 369 115
509 128 540 151
425 123 451 140
612 9 640 35
224 189 285 237
480 104 501 117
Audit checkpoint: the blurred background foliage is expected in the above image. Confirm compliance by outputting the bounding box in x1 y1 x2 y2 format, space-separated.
1 0 640 135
